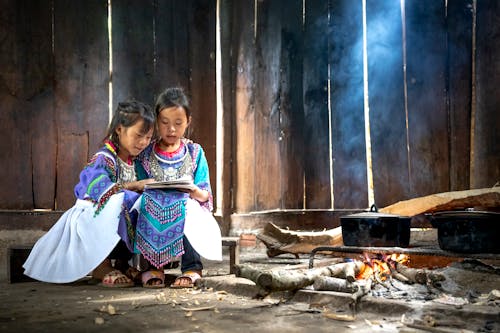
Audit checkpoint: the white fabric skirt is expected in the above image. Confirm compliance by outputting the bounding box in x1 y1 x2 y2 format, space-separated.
23 193 124 283
184 198 222 261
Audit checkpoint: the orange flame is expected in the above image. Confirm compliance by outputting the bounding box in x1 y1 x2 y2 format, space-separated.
356 253 409 280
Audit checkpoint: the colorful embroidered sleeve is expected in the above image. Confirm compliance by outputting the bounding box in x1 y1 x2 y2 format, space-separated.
73 152 120 206
190 143 213 211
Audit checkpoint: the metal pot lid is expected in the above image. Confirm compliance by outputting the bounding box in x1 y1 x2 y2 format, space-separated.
342 204 409 219
432 210 499 218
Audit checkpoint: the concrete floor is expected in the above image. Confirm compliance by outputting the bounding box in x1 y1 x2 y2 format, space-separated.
1 247 499 333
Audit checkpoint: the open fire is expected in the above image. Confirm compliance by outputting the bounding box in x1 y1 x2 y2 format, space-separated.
236 249 499 332
356 253 409 281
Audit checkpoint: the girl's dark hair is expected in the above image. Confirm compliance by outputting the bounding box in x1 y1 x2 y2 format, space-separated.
105 100 155 147
154 87 191 118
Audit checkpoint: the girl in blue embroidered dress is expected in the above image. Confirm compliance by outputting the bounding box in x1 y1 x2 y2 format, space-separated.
135 87 221 288
23 100 155 287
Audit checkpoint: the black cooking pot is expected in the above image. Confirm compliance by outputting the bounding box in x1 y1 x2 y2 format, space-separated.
430 210 500 253
341 205 411 247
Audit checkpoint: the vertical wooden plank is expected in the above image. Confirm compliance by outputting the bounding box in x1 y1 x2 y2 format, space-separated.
447 0 473 191
32 90 57 209
54 0 109 209
217 0 235 229
330 0 368 209
474 0 500 188
0 0 31 209
253 0 283 210
188 0 217 200
233 0 256 212
0 94 32 209
303 0 331 209
366 0 409 207
24 0 56 209
275 0 303 209
405 0 449 197
0 0 52 209
112 0 154 108
56 133 89 209
154 0 190 95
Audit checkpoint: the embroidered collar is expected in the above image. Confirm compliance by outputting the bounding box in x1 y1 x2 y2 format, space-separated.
154 140 185 159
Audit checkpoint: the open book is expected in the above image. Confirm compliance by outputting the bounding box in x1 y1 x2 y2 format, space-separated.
144 177 196 191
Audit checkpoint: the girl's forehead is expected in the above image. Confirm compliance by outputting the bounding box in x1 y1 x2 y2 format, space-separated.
158 106 187 119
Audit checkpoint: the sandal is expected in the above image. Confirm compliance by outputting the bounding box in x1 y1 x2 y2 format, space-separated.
170 270 202 289
141 270 165 289
101 269 134 288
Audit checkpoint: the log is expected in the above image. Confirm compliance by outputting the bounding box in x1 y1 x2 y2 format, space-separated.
257 222 343 257
235 264 318 291
394 262 446 285
257 269 315 291
313 276 358 293
391 271 410 283
235 261 364 292
327 261 365 282
395 262 428 284
379 187 500 217
427 271 446 284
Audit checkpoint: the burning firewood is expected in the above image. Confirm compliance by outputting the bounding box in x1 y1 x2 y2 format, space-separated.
326 261 365 282
394 261 427 284
235 264 316 292
235 261 364 292
235 253 443 306
390 269 410 283
394 262 446 285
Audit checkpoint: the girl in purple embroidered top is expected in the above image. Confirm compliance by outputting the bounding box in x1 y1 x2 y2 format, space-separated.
23 100 155 287
135 87 222 288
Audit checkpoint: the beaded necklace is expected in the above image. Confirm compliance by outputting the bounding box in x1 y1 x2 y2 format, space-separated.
104 139 136 184
116 157 136 184
149 143 193 181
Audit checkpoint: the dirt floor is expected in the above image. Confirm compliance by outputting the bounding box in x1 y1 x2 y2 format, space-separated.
1 249 499 333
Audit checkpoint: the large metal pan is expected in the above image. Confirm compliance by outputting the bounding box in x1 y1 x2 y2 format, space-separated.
341 205 411 247
430 210 499 253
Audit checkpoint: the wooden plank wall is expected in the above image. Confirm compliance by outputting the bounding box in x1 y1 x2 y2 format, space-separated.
405 0 449 198
0 0 108 211
330 0 367 209
112 0 217 193
0 0 216 213
112 0 155 108
54 0 109 209
303 0 331 209
232 0 256 213
187 0 217 183
474 0 500 188
447 0 473 191
225 0 500 217
366 0 408 208
0 0 55 209
1 0 498 232
231 0 305 212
